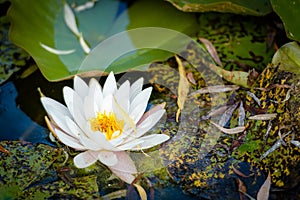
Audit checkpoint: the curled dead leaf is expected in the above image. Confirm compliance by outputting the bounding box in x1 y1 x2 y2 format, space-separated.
190 85 239 96
210 120 245 134
175 55 189 122
0 144 11 155
199 37 223 67
248 113 277 120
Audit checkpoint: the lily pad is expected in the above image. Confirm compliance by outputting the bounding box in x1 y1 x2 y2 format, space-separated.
270 0 300 42
197 13 274 72
0 15 29 84
165 0 272 16
0 141 100 199
272 41 300 75
8 0 197 81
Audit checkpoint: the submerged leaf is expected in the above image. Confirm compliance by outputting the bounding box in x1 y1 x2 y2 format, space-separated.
134 184 147 200
257 172 271 200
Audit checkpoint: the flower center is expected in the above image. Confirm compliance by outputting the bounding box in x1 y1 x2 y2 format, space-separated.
90 112 124 140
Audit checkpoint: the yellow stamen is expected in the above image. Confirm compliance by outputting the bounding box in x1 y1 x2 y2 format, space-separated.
90 112 124 140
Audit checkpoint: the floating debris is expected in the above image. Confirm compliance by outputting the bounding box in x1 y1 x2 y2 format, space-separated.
40 43 75 55
190 85 239 96
257 172 271 200
199 37 223 67
248 113 277 120
271 86 292 103
260 131 291 160
201 105 229 120
210 120 245 134
74 0 97 12
175 55 189 122
290 140 300 148
238 101 245 126
64 2 90 53
247 91 261 106
218 102 239 126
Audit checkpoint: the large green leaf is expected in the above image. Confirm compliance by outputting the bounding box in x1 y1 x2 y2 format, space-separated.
8 0 197 81
270 0 300 42
165 0 272 16
272 42 300 75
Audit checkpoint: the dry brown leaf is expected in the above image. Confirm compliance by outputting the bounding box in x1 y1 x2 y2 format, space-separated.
190 85 239 96
208 63 250 88
187 72 197 85
0 144 11 155
236 178 247 200
199 37 223 67
248 113 277 120
175 55 189 122
257 172 271 200
232 164 254 178
134 184 148 200
210 120 245 134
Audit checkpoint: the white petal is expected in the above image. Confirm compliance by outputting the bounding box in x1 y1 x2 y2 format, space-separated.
83 94 96 120
130 78 144 102
41 97 71 118
129 134 169 150
74 76 89 98
137 103 166 125
100 95 113 113
64 87 86 128
65 116 83 138
115 81 130 112
79 133 102 151
108 151 137 184
85 122 119 151
49 111 73 136
98 151 118 166
41 97 72 134
112 97 136 134
103 72 117 97
89 78 103 111
72 105 86 132
117 139 144 151
129 87 152 123
74 151 99 168
135 109 165 138
55 128 86 150
63 87 75 116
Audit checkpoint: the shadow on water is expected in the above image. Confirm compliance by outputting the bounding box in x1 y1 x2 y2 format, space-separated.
0 68 71 145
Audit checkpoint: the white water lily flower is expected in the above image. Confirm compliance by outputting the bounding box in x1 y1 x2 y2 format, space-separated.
41 72 169 183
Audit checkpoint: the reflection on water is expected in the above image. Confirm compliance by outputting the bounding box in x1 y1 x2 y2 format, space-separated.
0 81 48 143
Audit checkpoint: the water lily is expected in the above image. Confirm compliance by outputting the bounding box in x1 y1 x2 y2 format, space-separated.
40 72 169 183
